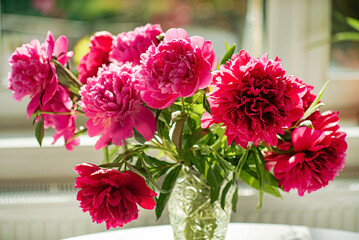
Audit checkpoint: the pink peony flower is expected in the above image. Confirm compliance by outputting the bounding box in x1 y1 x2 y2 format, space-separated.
77 31 114 84
265 111 347 196
40 85 79 151
74 163 157 229
80 63 156 150
8 31 72 118
110 24 163 65
135 28 216 109
201 50 305 148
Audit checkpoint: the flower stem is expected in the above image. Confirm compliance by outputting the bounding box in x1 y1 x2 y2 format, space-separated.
36 110 84 116
187 93 203 112
181 97 185 111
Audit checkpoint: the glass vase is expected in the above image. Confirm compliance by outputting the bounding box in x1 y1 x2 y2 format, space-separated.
168 167 233 240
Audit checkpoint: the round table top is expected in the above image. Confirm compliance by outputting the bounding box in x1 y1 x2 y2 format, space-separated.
63 223 359 240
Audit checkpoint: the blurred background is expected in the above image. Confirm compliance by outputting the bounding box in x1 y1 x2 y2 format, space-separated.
0 0 359 239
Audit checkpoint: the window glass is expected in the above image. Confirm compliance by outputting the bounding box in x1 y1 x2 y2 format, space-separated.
0 0 248 86
331 0 359 72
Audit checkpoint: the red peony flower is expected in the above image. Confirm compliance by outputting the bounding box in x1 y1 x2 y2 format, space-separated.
8 31 72 118
135 28 216 109
79 63 156 150
40 85 79 151
110 24 163 65
77 31 114 84
201 50 305 148
74 163 157 229
265 111 347 196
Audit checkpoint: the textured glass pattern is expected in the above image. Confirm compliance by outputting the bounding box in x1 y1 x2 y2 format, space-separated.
168 168 233 240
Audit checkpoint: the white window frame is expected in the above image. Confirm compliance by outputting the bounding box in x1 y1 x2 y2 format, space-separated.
266 0 359 167
266 0 359 119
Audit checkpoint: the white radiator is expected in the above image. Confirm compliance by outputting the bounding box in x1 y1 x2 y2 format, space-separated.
1 168 359 240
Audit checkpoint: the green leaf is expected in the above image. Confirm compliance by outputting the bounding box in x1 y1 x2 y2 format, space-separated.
155 109 162 122
231 184 239 212
333 32 359 43
171 115 188 157
224 42 230 50
35 117 44 147
257 190 263 211
264 171 281 194
210 185 220 204
157 120 171 142
99 162 122 168
206 165 218 188
183 127 211 152
298 120 314 128
221 180 234 210
253 147 266 191
155 164 182 220
152 164 173 181
210 148 233 171
185 150 202 173
139 155 170 194
346 16 359 32
239 170 281 198
142 153 170 167
52 59 82 96
220 43 236 65
133 127 146 144
236 150 250 179
125 162 147 178
303 81 329 119
202 94 212 115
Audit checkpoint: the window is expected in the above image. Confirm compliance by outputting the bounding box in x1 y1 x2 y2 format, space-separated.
0 0 248 130
265 0 359 123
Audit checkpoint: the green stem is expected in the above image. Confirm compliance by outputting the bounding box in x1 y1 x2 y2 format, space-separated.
181 97 185 112
187 93 203 112
103 146 109 163
146 144 180 162
36 110 84 116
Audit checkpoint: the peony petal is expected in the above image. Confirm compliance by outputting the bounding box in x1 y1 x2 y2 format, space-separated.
86 119 104 137
41 73 58 105
133 106 156 141
137 196 156 210
108 190 122 206
163 28 190 43
201 111 214 128
190 36 217 70
141 91 177 109
54 35 69 65
94 132 112 150
73 163 100 177
292 127 330 152
26 93 41 118
44 31 55 60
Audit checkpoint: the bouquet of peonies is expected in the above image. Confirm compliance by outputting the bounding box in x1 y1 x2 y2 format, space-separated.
8 24 347 230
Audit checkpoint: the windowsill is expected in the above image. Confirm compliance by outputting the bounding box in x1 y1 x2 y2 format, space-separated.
0 125 358 181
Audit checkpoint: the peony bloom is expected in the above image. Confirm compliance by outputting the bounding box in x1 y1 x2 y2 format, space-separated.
80 63 156 150
110 24 163 65
201 50 305 148
74 163 157 229
40 85 79 151
135 28 216 109
77 31 114 84
8 31 72 118
265 111 347 196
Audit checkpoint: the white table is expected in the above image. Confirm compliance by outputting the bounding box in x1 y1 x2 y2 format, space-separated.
63 223 359 240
